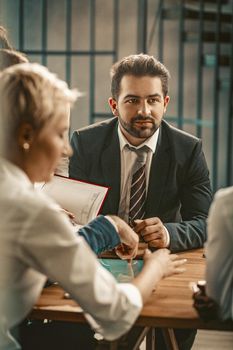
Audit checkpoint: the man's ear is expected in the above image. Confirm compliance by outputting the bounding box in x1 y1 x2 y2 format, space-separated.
17 122 35 150
163 95 170 114
108 97 118 116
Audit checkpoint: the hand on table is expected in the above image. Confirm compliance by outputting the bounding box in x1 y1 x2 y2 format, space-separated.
143 248 186 278
132 249 186 302
134 217 169 248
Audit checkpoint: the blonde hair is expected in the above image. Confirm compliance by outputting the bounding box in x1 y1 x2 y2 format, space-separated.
0 63 80 156
0 26 28 70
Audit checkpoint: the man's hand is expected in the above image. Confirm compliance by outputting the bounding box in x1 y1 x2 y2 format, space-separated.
108 215 139 260
134 217 168 248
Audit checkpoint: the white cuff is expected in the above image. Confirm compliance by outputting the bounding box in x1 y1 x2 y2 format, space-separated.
163 225 170 247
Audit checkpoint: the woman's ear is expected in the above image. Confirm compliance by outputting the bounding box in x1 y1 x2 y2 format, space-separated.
17 123 34 151
108 97 119 116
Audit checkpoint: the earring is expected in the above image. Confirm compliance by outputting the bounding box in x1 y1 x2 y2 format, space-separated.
23 142 30 151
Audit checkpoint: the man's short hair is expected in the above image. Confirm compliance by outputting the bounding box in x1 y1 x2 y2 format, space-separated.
110 53 170 99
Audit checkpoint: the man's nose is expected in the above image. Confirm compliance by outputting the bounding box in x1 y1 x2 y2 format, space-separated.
138 101 151 116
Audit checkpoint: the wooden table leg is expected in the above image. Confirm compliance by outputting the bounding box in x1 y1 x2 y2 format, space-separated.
146 327 156 350
131 326 150 350
96 326 150 350
162 328 179 350
95 339 119 350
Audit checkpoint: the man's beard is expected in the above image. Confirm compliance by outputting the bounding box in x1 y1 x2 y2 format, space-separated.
118 114 159 139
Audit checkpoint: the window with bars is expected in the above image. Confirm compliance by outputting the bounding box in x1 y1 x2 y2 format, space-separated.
0 0 232 189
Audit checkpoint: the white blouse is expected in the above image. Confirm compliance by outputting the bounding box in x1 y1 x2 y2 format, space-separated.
0 158 142 349
206 186 233 320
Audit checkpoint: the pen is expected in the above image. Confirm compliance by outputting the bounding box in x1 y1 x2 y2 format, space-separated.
127 259 134 278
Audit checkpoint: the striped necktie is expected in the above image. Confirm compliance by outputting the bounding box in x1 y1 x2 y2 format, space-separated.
128 146 148 227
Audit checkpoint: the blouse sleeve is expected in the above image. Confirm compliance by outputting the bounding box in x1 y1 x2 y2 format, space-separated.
19 203 142 340
77 215 120 254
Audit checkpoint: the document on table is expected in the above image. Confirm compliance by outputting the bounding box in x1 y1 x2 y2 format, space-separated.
41 175 109 226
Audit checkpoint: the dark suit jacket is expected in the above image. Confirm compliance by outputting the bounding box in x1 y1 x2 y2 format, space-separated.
69 118 212 252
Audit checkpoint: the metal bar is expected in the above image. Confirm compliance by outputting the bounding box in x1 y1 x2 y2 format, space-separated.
41 0 47 66
158 0 164 61
164 116 213 127
22 50 115 55
146 327 155 349
162 328 179 350
226 2 233 185
18 0 24 50
196 0 204 138
89 0 96 124
137 0 148 53
147 0 163 52
177 0 185 129
212 0 221 191
113 0 119 62
66 0 72 87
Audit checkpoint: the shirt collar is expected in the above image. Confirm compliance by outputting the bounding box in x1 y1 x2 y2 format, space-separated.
118 122 160 153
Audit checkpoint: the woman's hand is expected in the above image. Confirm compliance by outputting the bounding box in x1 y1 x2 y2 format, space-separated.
108 215 139 260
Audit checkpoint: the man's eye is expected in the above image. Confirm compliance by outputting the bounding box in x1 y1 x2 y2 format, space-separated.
148 98 158 104
127 98 138 104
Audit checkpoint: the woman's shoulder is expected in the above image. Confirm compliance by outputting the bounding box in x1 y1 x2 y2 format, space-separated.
214 186 233 205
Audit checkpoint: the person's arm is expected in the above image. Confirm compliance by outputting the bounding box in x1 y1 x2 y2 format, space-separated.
132 249 186 303
165 140 212 252
78 215 120 255
22 203 186 341
135 141 212 252
205 188 233 320
78 215 138 259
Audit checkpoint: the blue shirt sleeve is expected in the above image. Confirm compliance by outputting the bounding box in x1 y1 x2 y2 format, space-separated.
77 215 121 254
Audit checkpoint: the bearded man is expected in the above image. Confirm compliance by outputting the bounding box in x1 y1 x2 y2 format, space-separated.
69 53 212 253
69 53 212 350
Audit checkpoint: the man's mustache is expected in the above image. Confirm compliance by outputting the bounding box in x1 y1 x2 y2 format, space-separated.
131 115 155 123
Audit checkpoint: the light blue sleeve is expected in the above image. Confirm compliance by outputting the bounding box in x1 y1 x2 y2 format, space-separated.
78 215 120 254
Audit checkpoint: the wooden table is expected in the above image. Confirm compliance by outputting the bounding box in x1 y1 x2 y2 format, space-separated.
29 249 233 349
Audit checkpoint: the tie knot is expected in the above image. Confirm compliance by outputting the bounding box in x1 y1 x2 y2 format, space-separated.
126 144 148 163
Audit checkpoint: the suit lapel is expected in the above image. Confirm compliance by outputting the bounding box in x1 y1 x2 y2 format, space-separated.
101 123 121 214
146 123 171 217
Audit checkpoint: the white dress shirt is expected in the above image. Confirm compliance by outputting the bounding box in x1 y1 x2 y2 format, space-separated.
0 158 142 349
117 126 170 246
206 186 233 320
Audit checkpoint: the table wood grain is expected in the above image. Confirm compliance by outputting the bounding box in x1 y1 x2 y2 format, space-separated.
29 248 233 331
